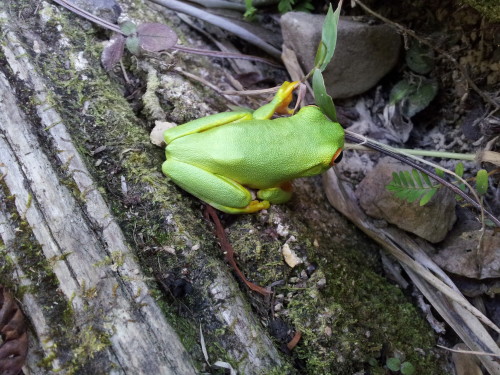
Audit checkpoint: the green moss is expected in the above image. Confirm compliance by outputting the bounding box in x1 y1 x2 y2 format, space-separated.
461 0 500 21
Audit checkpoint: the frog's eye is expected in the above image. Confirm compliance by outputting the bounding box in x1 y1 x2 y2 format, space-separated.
330 149 343 166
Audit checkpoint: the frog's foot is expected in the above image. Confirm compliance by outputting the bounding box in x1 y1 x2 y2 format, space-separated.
210 199 270 214
252 81 300 120
257 182 293 204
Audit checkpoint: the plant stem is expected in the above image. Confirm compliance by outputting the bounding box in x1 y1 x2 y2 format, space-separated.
345 143 477 161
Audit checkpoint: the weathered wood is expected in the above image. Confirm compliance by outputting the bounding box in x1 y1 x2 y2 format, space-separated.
0 20 197 375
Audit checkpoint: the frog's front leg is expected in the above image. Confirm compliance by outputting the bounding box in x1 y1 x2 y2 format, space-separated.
162 160 270 214
257 182 293 204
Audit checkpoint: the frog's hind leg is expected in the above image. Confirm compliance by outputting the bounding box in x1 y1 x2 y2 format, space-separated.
162 159 270 214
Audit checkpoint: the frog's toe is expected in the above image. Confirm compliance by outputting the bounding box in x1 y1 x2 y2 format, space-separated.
211 200 269 214
245 200 270 212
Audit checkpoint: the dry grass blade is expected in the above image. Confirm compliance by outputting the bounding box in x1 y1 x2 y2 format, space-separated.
0 286 28 375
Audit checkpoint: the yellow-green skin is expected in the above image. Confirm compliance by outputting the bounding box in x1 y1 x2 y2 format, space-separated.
162 82 344 214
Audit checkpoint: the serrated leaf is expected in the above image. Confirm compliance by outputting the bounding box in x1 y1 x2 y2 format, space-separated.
315 1 342 71
101 33 125 71
455 162 464 178
476 169 488 195
419 188 437 206
137 23 178 53
412 169 423 188
313 69 337 121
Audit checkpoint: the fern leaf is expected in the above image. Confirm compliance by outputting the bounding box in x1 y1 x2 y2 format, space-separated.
412 169 423 188
421 171 432 187
386 168 440 206
419 188 437 206
403 170 415 188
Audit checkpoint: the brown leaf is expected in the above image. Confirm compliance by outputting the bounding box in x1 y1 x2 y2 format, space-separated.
0 286 28 375
137 23 178 53
101 32 125 71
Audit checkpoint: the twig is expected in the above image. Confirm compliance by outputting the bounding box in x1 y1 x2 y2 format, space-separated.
352 0 500 111
204 205 271 296
437 344 500 359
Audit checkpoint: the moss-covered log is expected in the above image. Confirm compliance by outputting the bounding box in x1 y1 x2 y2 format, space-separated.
0 1 448 374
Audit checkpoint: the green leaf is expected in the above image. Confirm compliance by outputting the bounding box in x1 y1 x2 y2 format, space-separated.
244 0 257 19
435 168 445 178
120 21 137 36
399 171 409 187
406 40 434 74
455 162 464 178
407 189 422 203
404 79 438 117
390 78 438 117
314 1 342 71
312 69 337 121
419 188 437 206
476 169 489 195
389 80 413 105
403 171 415 188
392 172 401 186
125 36 140 55
278 0 294 13
412 169 423 188
386 357 401 371
295 1 314 12
421 171 432 186
400 361 416 375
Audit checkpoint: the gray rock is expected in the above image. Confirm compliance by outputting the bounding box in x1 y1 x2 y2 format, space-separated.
355 158 456 243
433 230 500 279
281 13 401 99
68 0 121 24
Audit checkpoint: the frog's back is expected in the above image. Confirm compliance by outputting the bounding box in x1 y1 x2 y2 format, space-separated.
167 106 344 188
